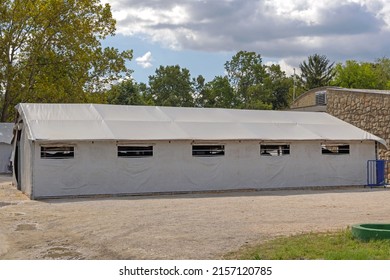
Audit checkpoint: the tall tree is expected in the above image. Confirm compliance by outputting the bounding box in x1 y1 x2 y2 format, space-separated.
196 76 237 108
332 60 380 89
148 65 194 107
105 79 153 106
264 64 292 110
0 0 132 121
192 74 206 106
300 54 335 89
374 57 390 89
224 51 270 109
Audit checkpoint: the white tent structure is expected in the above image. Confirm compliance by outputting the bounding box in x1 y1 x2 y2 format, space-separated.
0 123 14 173
13 103 385 199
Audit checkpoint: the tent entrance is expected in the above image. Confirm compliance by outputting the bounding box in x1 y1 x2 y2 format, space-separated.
367 160 389 187
13 129 22 190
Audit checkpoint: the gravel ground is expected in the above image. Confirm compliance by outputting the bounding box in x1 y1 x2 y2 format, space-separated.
1 179 390 260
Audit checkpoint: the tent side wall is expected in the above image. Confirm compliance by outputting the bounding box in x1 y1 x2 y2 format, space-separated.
0 143 12 173
19 129 35 198
14 126 34 197
31 140 375 198
0 122 15 174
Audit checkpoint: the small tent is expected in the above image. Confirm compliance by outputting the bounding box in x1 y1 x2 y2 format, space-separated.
0 123 14 173
13 103 386 199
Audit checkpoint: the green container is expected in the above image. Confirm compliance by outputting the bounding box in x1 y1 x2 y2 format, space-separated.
351 224 390 241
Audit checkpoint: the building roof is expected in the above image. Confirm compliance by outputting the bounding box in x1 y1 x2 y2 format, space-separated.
0 123 14 144
16 103 386 145
330 88 390 95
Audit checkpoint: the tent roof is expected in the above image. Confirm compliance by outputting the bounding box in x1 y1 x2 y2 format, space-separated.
16 103 386 145
0 123 14 144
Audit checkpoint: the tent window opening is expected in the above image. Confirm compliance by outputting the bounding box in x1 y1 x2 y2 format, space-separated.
321 144 350 155
41 146 74 159
118 145 153 158
260 144 290 156
192 145 225 157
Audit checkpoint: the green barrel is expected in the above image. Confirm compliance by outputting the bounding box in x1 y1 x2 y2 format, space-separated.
352 224 390 241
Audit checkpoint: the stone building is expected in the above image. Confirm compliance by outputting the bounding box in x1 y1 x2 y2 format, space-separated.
290 87 390 159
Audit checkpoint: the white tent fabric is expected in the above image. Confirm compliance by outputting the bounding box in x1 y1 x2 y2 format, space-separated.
0 123 13 144
0 123 13 173
14 103 385 198
16 103 386 145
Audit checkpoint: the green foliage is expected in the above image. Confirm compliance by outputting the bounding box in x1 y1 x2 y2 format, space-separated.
300 54 335 89
225 229 390 260
332 60 380 89
224 51 272 109
148 65 194 107
0 0 132 121
264 64 292 110
374 57 390 89
143 51 293 111
243 84 272 110
196 76 238 108
105 79 153 106
333 58 390 90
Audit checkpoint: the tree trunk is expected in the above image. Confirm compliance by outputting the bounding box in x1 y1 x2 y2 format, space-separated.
1 87 11 122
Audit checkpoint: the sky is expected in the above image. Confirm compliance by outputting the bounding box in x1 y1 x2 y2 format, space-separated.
101 0 390 84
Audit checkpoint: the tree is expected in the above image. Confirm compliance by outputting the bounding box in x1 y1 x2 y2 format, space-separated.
148 65 194 107
0 0 132 121
196 76 237 108
299 54 335 89
333 58 390 89
192 74 206 107
332 60 380 89
244 84 272 110
373 57 390 89
105 79 152 106
224 51 270 109
264 64 292 110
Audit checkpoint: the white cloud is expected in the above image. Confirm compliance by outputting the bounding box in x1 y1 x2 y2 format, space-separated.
135 51 153 68
105 0 390 64
265 59 298 76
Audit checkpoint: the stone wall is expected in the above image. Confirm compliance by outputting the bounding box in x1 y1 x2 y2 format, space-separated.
326 89 390 159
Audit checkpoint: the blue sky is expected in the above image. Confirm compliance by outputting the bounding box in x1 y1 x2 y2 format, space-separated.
101 0 390 84
103 34 234 83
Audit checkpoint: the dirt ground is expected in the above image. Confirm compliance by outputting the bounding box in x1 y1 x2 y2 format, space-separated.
2 178 390 260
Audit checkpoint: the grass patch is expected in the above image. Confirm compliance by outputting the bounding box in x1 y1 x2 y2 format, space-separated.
225 229 390 260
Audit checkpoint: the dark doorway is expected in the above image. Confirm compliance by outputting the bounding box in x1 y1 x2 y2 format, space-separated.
13 129 22 190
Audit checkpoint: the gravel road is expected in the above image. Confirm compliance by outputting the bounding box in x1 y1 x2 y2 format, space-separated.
1 180 390 260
